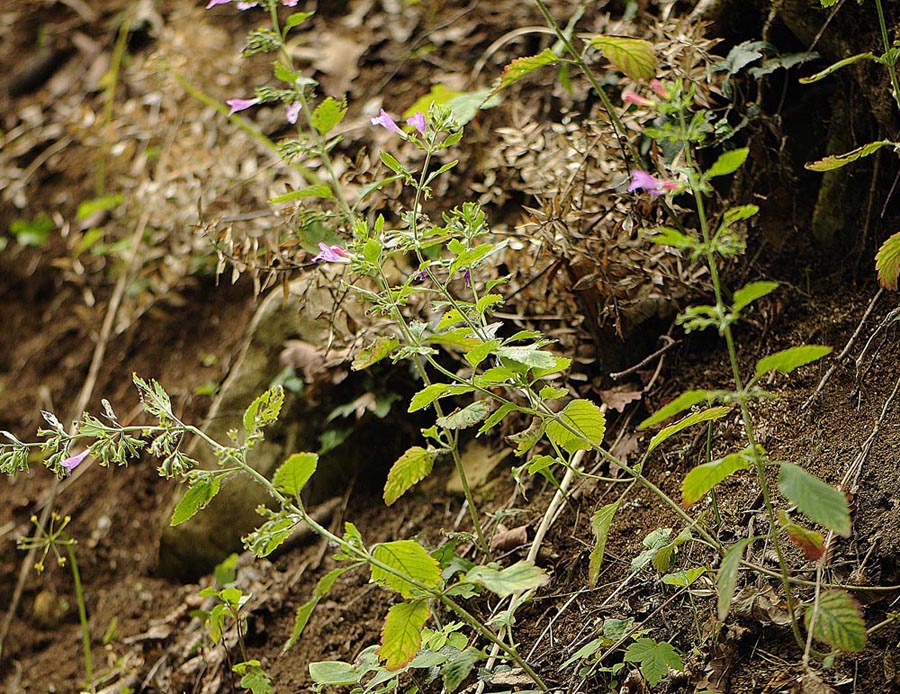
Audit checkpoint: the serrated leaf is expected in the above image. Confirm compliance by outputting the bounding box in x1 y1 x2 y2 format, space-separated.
546 400 606 454
682 451 750 507
648 406 731 453
170 476 221 526
272 452 317 496
242 386 285 432
436 401 491 430
352 336 399 371
494 346 558 370
378 600 430 671
384 447 436 505
783 519 825 561
464 561 550 597
371 540 443 598
778 462 851 536
283 567 348 652
311 95 347 135
805 140 897 172
526 454 557 475
588 35 657 81
442 647 482 692
267 185 333 203
638 390 716 429
732 280 778 314
876 231 900 290
707 148 749 178
507 418 545 456
499 48 559 89
755 345 832 377
806 590 866 652
623 638 683 687
589 502 618 588
408 383 474 412
478 402 516 435
308 660 359 685
718 538 755 620
466 338 501 368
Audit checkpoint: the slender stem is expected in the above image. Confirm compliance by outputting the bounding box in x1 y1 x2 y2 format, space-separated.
873 0 900 111
67 542 95 694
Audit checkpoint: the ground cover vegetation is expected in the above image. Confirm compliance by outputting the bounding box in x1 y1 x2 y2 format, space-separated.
2 0 900 692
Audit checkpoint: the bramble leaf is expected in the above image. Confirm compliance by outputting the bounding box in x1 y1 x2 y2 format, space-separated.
648 406 731 453
441 647 483 692
876 231 900 290
383 446 436 505
589 36 657 81
308 661 359 685
682 451 751 507
546 400 606 454
498 48 559 89
379 600 430 670
755 345 832 378
781 514 825 561
464 561 550 597
589 502 619 587
437 401 491 430
408 383 474 412
778 462 851 536
273 452 317 497
806 590 866 652
371 540 443 598
623 638 683 687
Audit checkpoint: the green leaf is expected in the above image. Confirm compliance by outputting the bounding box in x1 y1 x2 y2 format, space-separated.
682 451 751 507
651 226 698 251
380 150 406 175
876 231 900 290
623 638 683 687
648 406 731 453
546 400 606 454
799 51 877 84
755 345 832 378
732 281 778 314
383 447 436 505
805 590 866 652
283 567 348 652
507 418 545 456
464 561 550 597
408 383 474 412
242 386 285 432
441 647 483 692
76 193 124 222
284 11 314 32
170 476 221 526
631 528 672 573
371 540 443 598
235 662 273 694
308 660 359 686
10 215 54 247
718 537 755 620
311 95 347 135
379 600 430 671
638 390 717 429
478 402 516 435
267 185 333 203
436 401 492 430
588 502 619 588
805 140 897 172
499 48 559 89
706 148 749 178
781 514 825 561
588 35 657 81
352 336 399 371
723 204 760 225
465 339 501 368
661 566 706 586
272 452 318 496
778 462 851 536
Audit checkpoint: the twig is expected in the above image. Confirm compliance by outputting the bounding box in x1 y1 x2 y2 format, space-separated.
609 336 679 380
802 289 883 411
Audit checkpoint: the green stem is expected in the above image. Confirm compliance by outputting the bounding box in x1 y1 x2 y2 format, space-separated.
873 0 900 111
67 542 95 694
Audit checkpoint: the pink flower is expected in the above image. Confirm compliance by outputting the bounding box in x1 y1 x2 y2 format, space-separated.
406 112 426 135
226 98 260 116
622 90 654 108
286 102 301 124
371 109 403 135
650 79 668 99
236 1 258 8
282 0 299 5
61 449 89 473
628 170 678 198
312 243 351 263
206 0 231 7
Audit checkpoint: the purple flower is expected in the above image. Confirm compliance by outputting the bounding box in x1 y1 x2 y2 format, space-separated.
371 109 403 135
628 170 678 198
406 112 426 135
312 242 351 263
226 98 260 116
463 269 471 287
61 449 89 473
413 269 427 283
286 102 301 124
